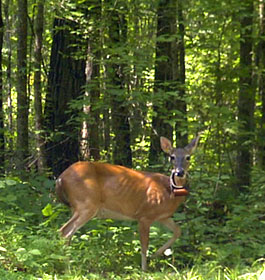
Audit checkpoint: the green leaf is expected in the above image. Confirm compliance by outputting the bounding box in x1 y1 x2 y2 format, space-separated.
0 246 7 252
42 203 53 217
174 213 186 220
5 179 17 186
50 253 68 260
16 248 26 253
28 249 41 256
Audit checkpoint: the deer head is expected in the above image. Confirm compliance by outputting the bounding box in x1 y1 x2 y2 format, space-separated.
160 135 200 194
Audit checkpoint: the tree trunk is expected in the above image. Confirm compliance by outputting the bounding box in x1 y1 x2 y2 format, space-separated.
4 0 13 171
235 0 254 190
81 44 92 161
44 18 86 176
177 0 187 146
257 0 265 168
109 7 132 167
112 93 132 167
0 0 4 171
88 56 100 161
149 0 187 166
16 0 28 171
83 41 100 161
87 3 101 162
34 0 46 173
101 3 111 160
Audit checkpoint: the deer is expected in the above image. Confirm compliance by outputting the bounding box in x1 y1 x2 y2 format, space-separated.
55 135 200 271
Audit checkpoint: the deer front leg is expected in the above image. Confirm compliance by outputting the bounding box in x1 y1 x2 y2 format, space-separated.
138 219 152 271
153 218 181 257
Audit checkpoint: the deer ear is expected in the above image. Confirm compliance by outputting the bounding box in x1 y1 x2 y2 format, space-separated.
185 134 201 154
160 137 173 154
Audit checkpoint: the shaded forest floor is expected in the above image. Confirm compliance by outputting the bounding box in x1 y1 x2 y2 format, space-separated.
0 175 264 279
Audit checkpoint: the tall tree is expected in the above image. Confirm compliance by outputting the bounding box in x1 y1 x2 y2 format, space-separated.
108 3 132 167
83 41 100 162
4 0 13 170
44 18 86 176
177 0 186 143
87 3 101 162
88 53 100 161
149 0 187 166
16 0 28 171
0 0 4 171
34 0 46 172
257 0 265 168
235 0 254 190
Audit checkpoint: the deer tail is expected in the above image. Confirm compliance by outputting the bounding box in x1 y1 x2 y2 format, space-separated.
55 177 70 207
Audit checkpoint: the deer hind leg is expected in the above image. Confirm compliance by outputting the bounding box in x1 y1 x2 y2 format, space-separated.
60 206 98 241
153 218 181 257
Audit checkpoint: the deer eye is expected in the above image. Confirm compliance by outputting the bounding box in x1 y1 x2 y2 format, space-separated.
185 155 191 161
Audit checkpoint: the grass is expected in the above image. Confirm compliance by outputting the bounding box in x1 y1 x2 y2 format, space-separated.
1 261 264 280
1 209 265 280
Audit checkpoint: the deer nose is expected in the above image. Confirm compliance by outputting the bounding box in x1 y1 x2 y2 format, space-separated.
175 169 185 177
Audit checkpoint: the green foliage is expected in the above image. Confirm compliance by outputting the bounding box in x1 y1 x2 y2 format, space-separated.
1 0 265 278
0 170 265 278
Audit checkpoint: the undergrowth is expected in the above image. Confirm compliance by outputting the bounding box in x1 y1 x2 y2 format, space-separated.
0 169 264 279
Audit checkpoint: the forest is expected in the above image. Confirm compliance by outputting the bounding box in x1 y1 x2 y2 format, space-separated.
0 0 265 279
